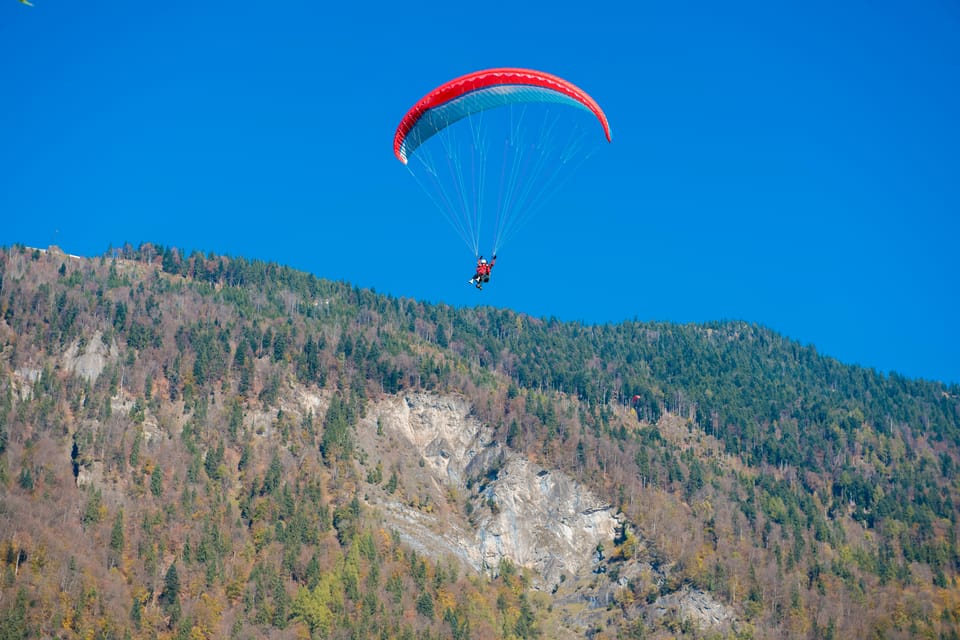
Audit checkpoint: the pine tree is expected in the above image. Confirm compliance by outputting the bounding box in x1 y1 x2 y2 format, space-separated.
109 509 124 568
159 562 181 626
150 464 163 497
515 593 538 638
82 487 103 528
416 591 435 620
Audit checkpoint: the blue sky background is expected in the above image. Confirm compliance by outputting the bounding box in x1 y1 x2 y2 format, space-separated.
2 0 958 384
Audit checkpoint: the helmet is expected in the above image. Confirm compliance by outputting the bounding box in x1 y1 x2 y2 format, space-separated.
480 259 487 264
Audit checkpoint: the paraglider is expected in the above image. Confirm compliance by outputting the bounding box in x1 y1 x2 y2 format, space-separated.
394 68 611 289
469 255 496 290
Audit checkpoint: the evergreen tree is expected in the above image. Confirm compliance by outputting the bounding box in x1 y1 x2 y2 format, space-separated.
515 593 538 638
0 588 29 638
150 464 163 497
130 595 142 630
129 429 142 467
416 591 435 620
159 562 181 625
109 509 124 568
17 466 33 492
82 487 103 528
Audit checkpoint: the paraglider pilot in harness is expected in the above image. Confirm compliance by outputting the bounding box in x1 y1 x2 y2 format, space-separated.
469 255 496 290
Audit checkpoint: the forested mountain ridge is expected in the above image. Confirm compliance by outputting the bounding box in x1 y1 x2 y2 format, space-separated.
0 243 957 639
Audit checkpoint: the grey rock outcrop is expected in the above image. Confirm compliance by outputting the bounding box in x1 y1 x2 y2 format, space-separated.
362 393 619 590
471 456 616 587
63 331 117 382
651 586 736 632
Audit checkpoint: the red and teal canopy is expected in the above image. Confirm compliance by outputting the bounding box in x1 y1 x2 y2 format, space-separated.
394 67 612 164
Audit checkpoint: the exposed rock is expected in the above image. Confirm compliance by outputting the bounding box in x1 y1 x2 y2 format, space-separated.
351 392 742 635
361 393 619 590
378 498 479 568
471 456 618 588
63 331 117 382
650 585 735 632
76 460 102 489
381 393 480 486
11 366 41 400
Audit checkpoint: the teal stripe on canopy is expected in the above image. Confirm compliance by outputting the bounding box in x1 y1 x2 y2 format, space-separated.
398 85 594 163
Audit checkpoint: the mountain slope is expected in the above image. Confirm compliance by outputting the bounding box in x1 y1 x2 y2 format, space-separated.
0 243 957 639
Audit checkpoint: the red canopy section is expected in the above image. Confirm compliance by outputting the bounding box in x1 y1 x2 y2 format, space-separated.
393 67 612 164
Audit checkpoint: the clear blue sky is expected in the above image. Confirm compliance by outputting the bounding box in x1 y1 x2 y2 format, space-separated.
2 0 959 384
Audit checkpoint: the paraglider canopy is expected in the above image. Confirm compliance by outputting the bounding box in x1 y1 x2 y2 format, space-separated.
394 67 612 164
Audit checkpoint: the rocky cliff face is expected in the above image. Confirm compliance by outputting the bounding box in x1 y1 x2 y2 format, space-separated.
62 331 118 383
471 456 617 587
357 393 619 590
356 393 735 636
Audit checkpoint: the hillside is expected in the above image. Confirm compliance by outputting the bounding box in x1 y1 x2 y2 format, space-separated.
0 243 958 639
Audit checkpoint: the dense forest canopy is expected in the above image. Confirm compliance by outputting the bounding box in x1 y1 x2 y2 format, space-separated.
0 242 957 639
